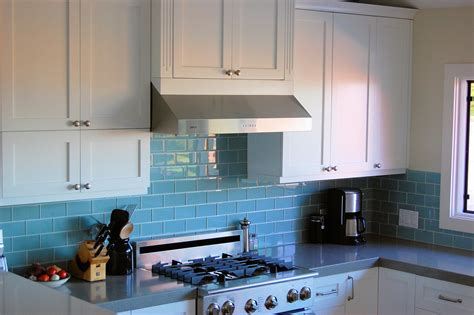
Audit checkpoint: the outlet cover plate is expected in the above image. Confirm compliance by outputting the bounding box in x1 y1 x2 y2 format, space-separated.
399 209 419 229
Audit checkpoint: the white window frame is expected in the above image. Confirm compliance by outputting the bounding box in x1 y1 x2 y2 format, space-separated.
440 64 474 234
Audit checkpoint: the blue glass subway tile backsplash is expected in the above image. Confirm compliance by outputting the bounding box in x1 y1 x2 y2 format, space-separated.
0 133 473 270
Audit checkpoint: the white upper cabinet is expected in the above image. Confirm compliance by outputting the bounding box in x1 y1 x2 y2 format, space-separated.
2 132 81 198
330 13 375 174
154 0 293 94
369 17 412 172
282 10 332 179
231 0 286 80
172 0 287 80
80 0 151 129
0 0 150 132
173 0 232 79
81 130 150 193
248 6 413 183
0 0 80 131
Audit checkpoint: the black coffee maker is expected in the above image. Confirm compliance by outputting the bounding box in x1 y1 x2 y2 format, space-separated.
327 188 366 245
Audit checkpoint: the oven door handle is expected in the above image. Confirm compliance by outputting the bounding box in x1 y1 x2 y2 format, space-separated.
277 308 316 315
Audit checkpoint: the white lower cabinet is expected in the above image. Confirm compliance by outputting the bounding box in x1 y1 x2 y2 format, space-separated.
130 300 196 315
0 130 150 205
311 268 378 315
415 276 474 315
378 269 474 315
378 268 416 315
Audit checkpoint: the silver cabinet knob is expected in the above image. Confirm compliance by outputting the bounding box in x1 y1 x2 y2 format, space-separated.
300 286 312 301
72 120 81 127
225 69 233 76
83 120 91 127
245 299 258 314
265 295 278 310
287 289 299 303
374 163 382 169
83 183 92 190
331 166 338 172
233 69 241 76
73 184 81 190
222 300 235 315
207 303 220 315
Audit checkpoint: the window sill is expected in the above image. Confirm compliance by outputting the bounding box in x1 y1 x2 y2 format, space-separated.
440 212 474 234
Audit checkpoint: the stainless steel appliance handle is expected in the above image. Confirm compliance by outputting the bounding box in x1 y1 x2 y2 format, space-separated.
438 294 463 304
340 196 345 225
347 276 354 301
316 289 338 296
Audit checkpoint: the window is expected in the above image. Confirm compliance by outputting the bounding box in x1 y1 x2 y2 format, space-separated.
464 81 474 213
440 64 474 233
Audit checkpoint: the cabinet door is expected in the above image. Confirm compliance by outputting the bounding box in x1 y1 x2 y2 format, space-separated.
231 0 286 80
415 276 474 315
81 0 150 129
281 10 332 178
173 0 232 79
378 268 416 315
0 0 80 131
345 268 378 315
312 272 347 311
81 130 150 193
369 17 412 171
330 14 375 174
2 131 80 198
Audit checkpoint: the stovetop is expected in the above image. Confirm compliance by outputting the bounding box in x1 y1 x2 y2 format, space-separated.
151 252 295 286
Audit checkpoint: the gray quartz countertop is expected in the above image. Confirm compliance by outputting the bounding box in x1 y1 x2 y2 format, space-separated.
0 272 114 315
55 235 472 313
259 234 474 286
57 268 196 313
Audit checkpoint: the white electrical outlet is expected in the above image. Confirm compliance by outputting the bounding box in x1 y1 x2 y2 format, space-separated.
399 209 419 229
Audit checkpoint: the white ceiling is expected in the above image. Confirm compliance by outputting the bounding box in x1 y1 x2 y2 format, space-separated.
354 0 474 9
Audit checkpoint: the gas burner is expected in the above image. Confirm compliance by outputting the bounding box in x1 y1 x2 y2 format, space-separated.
151 252 295 286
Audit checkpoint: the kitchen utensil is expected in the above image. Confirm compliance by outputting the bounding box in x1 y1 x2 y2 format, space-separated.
240 218 251 253
71 241 109 282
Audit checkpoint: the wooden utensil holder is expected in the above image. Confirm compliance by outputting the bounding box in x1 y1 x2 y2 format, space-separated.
70 240 109 282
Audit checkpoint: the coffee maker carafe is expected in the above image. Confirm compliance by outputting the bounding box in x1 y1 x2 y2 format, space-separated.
327 188 366 245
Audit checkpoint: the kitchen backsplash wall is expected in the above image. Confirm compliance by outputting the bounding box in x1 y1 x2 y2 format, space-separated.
1 133 472 271
0 133 371 271
366 170 474 251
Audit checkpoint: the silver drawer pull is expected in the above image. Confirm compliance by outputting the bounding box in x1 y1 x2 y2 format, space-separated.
316 289 338 296
438 294 463 304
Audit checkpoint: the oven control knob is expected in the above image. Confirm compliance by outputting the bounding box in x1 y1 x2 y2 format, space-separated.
207 303 220 315
300 286 312 301
265 295 278 310
287 289 299 303
222 300 235 314
245 299 258 313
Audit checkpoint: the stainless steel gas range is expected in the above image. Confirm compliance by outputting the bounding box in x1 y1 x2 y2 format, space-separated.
135 231 318 314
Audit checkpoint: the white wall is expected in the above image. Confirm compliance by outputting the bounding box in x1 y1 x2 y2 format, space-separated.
409 7 474 172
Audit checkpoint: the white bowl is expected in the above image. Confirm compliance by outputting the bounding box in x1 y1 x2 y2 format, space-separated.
36 275 71 288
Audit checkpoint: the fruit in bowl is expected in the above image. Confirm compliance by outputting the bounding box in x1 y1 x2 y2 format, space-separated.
26 263 71 288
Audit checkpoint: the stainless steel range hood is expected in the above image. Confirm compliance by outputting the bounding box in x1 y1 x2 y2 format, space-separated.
151 86 312 135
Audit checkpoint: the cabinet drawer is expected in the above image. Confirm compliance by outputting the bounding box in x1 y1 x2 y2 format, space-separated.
415 276 474 315
313 273 347 310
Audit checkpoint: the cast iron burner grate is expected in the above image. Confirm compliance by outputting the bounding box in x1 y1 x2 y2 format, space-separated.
151 253 294 285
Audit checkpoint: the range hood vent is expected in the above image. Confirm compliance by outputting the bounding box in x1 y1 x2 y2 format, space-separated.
151 86 312 135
